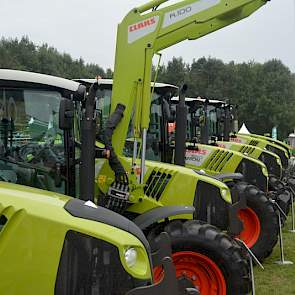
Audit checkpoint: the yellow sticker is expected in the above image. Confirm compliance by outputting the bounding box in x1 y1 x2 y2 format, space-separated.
98 175 107 185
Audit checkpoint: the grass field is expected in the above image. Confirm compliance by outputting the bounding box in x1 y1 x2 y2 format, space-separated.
255 216 295 295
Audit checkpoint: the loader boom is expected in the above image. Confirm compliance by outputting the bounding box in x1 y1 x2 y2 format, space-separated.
111 0 269 157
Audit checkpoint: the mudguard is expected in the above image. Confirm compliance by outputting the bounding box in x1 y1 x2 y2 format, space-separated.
133 206 195 230
213 172 244 181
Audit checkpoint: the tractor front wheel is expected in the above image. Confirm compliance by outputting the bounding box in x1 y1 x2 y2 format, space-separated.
233 182 279 261
149 220 251 295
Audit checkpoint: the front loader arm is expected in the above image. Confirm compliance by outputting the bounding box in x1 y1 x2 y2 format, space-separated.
111 0 269 155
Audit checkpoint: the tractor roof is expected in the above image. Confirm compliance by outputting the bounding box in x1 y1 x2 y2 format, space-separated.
171 96 225 105
74 78 178 90
0 69 81 92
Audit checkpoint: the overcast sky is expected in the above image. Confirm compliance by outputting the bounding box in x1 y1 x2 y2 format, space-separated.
1 0 295 72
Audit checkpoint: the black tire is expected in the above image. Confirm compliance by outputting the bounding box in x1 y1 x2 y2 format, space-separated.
233 182 279 261
148 220 251 295
286 176 295 196
287 176 295 187
269 175 291 216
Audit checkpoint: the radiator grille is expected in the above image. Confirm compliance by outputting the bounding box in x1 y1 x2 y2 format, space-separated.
239 145 256 155
204 150 233 172
236 159 268 191
55 231 149 295
248 139 260 146
145 169 172 200
266 144 288 169
259 152 281 177
194 181 228 230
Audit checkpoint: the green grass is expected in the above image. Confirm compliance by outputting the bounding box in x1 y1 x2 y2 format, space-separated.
255 216 295 295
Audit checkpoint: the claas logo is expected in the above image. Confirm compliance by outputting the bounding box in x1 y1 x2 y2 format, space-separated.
186 149 208 155
129 17 156 32
218 143 226 148
230 137 242 143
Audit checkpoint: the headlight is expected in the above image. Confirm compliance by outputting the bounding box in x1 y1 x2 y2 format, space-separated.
220 188 231 203
124 248 138 268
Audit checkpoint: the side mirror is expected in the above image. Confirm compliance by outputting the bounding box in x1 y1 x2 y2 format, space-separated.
162 99 175 123
73 84 87 101
216 109 223 121
191 116 200 127
59 99 74 131
54 162 62 188
188 101 199 113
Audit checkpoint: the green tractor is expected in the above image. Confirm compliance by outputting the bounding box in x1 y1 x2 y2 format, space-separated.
141 86 280 261
228 105 295 194
75 0 276 265
76 76 281 262
197 99 293 213
0 69 251 295
0 187 190 295
225 103 291 172
247 132 295 183
0 73 195 295
243 132 292 160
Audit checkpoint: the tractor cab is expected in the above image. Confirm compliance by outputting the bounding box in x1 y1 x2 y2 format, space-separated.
180 97 283 179
170 95 291 215
205 98 291 172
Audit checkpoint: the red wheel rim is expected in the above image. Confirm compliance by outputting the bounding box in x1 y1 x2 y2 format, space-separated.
236 207 261 248
154 251 227 295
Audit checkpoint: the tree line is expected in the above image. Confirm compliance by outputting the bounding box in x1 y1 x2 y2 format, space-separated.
0 37 294 139
156 57 295 139
0 36 112 79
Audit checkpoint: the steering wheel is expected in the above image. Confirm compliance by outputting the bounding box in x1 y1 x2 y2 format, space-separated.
16 143 63 168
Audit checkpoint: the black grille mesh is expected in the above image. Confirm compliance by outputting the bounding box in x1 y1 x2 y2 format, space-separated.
266 144 288 169
236 159 268 191
55 231 149 295
259 152 281 178
194 181 228 230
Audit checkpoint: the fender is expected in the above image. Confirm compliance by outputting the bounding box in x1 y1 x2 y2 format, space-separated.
194 170 244 182
213 172 244 181
64 198 150 249
133 206 195 230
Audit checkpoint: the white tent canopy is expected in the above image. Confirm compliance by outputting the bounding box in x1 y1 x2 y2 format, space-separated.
238 123 250 134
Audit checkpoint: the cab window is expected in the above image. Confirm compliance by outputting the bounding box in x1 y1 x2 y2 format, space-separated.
95 88 112 141
0 88 65 193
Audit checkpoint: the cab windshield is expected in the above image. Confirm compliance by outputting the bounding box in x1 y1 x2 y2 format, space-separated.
94 86 176 162
187 103 223 141
0 88 65 193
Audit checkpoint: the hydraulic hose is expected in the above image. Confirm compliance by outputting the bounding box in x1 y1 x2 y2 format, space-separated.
104 103 128 184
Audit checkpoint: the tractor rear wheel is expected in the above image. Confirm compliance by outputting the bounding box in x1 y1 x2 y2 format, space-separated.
232 182 279 261
149 220 251 295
